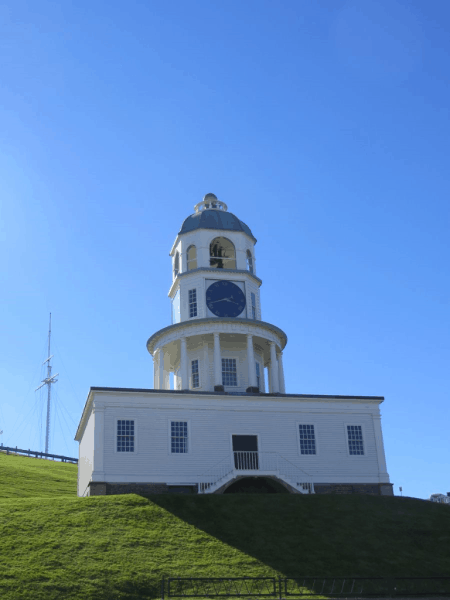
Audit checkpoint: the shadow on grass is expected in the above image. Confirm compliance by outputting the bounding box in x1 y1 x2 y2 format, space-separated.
146 493 450 579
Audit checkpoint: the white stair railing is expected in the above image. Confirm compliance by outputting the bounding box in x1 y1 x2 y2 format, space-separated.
198 454 234 493
198 451 314 494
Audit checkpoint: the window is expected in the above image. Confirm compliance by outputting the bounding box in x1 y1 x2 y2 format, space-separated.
251 292 256 320
171 421 188 453
210 237 236 269
117 420 134 452
189 288 197 318
246 250 253 273
187 245 197 271
347 425 364 455
191 359 199 388
255 362 260 390
222 358 237 386
173 252 180 278
299 424 316 455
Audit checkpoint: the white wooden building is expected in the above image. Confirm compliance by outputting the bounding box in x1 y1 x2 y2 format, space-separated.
75 194 393 497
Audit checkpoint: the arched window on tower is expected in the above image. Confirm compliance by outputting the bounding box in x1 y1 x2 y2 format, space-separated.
210 237 236 269
246 250 254 274
187 245 197 271
174 252 180 278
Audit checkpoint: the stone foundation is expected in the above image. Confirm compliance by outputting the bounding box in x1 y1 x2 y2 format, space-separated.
87 481 393 496
314 483 394 496
88 482 198 496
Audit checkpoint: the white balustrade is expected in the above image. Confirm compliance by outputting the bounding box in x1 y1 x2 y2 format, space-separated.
198 451 314 494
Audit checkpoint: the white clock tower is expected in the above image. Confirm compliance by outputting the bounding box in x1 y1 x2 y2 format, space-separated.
147 193 287 395
76 191 392 498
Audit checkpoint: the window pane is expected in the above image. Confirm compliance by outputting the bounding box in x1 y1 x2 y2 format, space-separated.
299 424 316 455
222 358 237 386
171 421 188 453
117 419 135 452
347 425 364 455
189 288 197 318
187 246 197 271
191 359 199 388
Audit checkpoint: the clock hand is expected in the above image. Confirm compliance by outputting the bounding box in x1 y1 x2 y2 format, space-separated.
209 297 233 304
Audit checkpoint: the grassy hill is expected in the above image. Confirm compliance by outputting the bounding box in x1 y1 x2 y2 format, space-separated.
1 452 450 600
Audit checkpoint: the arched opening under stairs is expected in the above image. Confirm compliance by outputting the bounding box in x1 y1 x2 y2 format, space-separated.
222 476 290 494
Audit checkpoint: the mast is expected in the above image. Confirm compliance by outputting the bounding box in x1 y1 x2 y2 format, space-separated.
35 313 58 454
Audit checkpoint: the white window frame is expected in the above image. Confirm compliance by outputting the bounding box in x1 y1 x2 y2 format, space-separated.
344 423 366 457
168 419 191 455
191 358 200 389
187 245 197 271
229 432 260 454
114 417 138 454
222 356 239 388
296 422 319 457
188 288 198 318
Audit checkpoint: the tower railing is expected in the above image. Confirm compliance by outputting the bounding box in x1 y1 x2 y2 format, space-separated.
198 451 314 494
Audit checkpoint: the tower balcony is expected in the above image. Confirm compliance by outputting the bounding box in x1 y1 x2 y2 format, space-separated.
146 318 287 394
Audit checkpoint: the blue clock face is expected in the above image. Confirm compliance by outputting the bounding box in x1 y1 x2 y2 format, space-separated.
206 281 246 317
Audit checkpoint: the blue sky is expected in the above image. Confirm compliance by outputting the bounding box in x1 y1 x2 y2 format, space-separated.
0 0 449 500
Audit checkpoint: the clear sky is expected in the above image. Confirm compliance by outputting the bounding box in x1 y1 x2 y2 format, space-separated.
0 0 449 500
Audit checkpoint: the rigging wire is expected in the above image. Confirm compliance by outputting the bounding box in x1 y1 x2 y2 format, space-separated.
52 338 84 413
53 391 71 456
4 337 49 446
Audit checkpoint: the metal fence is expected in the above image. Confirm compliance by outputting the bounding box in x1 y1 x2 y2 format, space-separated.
162 576 450 599
0 444 78 463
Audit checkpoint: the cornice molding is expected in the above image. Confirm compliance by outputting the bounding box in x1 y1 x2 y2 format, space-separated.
146 317 288 355
168 267 262 298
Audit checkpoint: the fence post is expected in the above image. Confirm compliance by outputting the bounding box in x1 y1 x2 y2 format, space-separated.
278 576 282 600
386 577 396 598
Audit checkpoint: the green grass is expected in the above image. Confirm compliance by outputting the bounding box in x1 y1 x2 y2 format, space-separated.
0 450 77 497
0 452 450 600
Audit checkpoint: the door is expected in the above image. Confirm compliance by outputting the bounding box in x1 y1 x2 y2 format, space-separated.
232 435 259 470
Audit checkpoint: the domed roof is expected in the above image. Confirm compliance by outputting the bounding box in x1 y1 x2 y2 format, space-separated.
178 194 256 242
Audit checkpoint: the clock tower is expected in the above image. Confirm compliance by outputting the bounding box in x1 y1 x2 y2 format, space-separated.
147 193 287 394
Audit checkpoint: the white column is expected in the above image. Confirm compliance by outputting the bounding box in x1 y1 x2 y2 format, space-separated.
180 337 189 390
269 342 279 393
92 405 105 481
373 413 390 482
153 353 158 389
158 347 166 390
247 334 257 388
278 352 286 393
213 333 222 388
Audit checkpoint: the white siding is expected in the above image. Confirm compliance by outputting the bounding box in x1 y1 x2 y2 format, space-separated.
78 410 94 496
94 391 388 486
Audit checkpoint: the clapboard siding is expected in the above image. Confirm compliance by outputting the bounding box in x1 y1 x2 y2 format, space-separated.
78 410 95 495
98 391 387 485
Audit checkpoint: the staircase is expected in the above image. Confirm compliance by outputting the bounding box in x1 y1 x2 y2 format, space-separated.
198 451 314 494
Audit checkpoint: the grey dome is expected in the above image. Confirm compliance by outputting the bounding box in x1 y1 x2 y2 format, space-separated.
179 210 256 242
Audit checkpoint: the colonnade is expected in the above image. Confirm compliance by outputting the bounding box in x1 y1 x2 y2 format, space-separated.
153 333 286 393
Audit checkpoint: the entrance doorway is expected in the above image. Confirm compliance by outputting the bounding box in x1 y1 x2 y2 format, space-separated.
232 435 258 470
